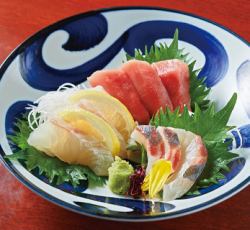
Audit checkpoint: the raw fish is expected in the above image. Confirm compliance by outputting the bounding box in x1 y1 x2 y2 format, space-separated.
130 125 207 201
88 69 150 123
157 127 182 172
130 125 182 174
153 59 191 111
163 128 207 201
122 60 173 115
28 120 114 176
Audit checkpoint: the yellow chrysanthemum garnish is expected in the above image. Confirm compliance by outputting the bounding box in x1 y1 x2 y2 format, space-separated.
142 159 172 198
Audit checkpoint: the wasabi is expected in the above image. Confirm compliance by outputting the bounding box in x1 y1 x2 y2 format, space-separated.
108 157 134 195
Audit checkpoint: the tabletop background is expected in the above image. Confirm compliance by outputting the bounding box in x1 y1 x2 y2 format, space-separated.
0 0 249 229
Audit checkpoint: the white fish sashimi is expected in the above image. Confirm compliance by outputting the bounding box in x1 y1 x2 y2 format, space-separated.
27 120 114 176
163 128 207 201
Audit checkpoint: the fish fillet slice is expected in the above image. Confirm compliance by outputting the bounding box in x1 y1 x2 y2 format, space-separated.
130 125 181 174
122 60 173 115
88 69 150 123
153 59 191 111
27 120 114 176
163 128 207 201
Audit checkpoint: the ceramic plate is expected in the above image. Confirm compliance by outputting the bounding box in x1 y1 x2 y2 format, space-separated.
0 7 249 221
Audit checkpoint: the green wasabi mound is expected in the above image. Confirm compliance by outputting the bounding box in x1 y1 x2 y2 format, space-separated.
108 156 134 195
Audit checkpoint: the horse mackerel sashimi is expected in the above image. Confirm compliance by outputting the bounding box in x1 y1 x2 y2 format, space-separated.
88 69 150 124
130 125 207 201
130 125 182 174
163 128 207 201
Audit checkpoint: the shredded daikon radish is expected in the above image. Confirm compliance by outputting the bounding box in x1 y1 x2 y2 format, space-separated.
27 83 105 130
27 83 80 130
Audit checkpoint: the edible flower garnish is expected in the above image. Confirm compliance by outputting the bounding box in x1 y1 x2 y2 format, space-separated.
142 159 172 198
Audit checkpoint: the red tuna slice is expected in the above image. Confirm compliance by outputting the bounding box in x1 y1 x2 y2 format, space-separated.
88 69 150 124
122 60 173 115
152 59 191 111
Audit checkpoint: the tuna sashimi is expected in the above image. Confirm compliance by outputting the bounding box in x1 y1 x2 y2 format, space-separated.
152 59 191 111
163 128 207 201
130 125 182 174
88 69 150 124
122 60 173 115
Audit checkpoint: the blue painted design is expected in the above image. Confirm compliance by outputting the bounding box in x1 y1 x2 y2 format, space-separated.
19 36 126 91
19 13 126 91
5 101 88 193
5 100 31 137
239 125 250 148
232 124 250 148
62 15 108 51
231 130 241 148
19 18 228 90
74 193 175 215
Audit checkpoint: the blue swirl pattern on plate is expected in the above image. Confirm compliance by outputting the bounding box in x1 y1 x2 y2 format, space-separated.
19 14 228 90
19 14 127 90
231 125 250 148
62 15 108 51
74 193 175 215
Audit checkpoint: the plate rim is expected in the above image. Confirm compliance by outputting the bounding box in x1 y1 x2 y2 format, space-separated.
0 6 249 222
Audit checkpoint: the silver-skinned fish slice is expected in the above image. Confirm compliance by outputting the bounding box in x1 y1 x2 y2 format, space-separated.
157 127 182 172
130 125 182 174
163 128 208 201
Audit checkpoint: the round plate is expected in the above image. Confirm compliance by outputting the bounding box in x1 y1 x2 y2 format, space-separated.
0 7 249 221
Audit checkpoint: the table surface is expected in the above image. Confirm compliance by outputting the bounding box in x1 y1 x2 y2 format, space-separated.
0 0 249 229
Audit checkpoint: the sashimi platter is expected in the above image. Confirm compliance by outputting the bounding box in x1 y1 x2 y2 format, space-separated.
0 7 249 221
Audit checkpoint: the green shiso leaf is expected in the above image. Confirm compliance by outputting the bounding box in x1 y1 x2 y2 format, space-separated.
126 29 211 111
6 118 106 188
150 93 238 194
